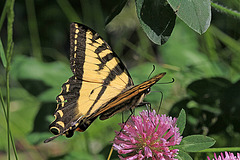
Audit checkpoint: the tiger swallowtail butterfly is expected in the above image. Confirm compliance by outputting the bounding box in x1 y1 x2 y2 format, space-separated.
44 22 166 143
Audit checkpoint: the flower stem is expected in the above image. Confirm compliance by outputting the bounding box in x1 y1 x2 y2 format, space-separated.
211 2 240 19
25 0 42 60
56 0 81 23
3 0 18 159
199 147 240 153
107 146 114 160
0 1 8 31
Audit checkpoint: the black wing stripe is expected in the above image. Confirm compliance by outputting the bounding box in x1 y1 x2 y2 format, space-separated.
95 43 108 54
49 23 87 134
83 30 132 86
87 64 125 115
77 23 133 86
96 53 114 71
70 23 86 77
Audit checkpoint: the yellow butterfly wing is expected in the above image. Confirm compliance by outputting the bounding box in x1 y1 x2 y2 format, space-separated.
45 23 134 142
45 23 166 143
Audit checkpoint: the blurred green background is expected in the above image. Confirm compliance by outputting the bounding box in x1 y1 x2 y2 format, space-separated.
0 0 240 159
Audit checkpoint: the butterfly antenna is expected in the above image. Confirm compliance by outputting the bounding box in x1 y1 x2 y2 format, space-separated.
154 77 173 114
147 65 156 79
156 78 175 85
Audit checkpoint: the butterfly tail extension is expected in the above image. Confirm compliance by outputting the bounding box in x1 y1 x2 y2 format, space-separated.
44 134 62 143
44 126 77 143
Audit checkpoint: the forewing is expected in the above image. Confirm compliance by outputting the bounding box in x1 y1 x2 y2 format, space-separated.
88 73 166 121
70 23 133 88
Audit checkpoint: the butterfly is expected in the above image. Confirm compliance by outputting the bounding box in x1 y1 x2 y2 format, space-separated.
44 22 166 143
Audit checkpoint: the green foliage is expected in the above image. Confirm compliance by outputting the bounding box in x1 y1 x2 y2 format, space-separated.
178 135 215 152
177 109 186 135
167 0 211 34
11 55 72 102
135 0 176 45
169 77 240 143
174 109 215 159
1 0 240 159
105 0 128 25
176 150 193 160
0 38 6 68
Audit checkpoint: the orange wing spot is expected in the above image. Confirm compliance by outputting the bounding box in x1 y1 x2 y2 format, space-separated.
76 127 84 132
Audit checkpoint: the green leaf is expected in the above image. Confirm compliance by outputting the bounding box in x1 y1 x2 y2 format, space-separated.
176 150 193 160
187 77 231 105
178 135 216 152
105 0 128 25
27 132 52 145
160 22 207 68
38 87 60 102
167 0 211 34
135 0 176 45
63 151 105 160
0 87 40 149
10 55 72 102
177 109 186 135
160 23 227 83
0 38 7 68
11 55 72 87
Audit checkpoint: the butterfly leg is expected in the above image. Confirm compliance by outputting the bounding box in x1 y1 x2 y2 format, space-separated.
137 102 152 111
124 108 134 125
137 102 157 127
121 112 124 123
118 109 135 134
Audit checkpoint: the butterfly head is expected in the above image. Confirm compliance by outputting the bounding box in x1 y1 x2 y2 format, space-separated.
145 88 151 94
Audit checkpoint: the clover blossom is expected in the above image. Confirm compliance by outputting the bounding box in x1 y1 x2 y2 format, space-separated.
207 152 240 160
112 110 182 160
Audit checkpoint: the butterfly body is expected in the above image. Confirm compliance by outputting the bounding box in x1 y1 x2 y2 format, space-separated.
44 23 166 143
